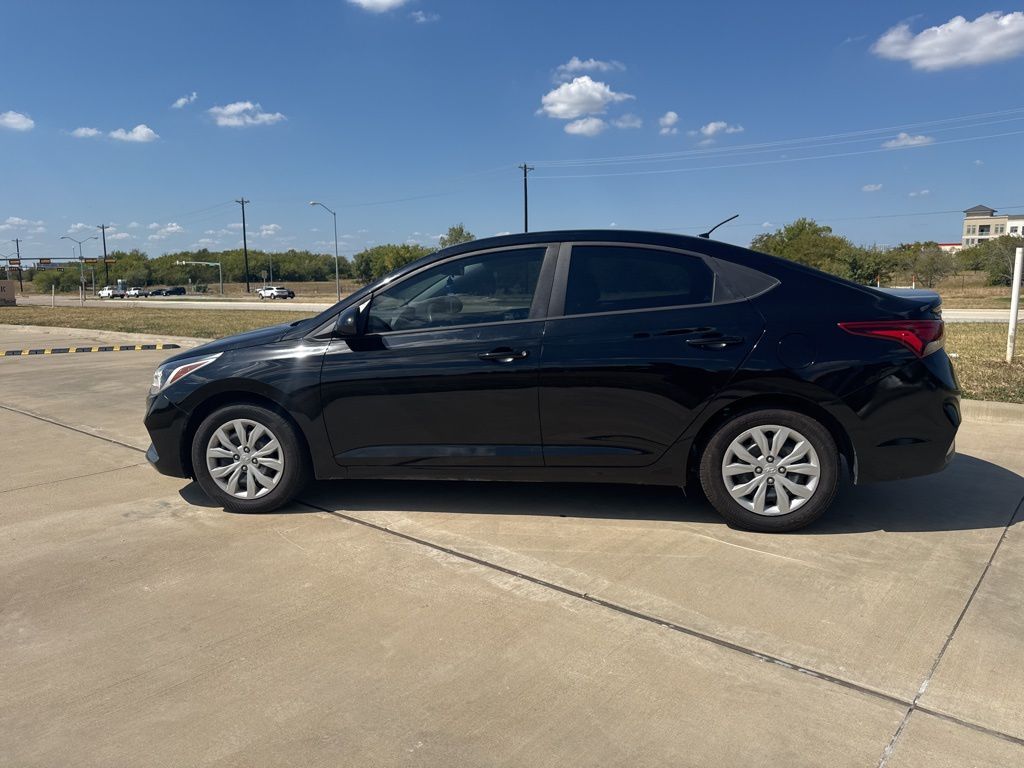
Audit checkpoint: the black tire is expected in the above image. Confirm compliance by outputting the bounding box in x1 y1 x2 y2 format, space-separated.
698 409 838 532
191 404 310 513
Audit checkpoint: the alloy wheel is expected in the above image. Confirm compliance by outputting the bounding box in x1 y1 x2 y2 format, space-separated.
721 424 821 516
205 418 285 499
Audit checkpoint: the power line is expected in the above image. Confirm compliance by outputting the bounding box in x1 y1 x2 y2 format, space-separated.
532 128 1024 180
530 105 1024 168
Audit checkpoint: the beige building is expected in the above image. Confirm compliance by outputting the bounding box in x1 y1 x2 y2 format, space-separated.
961 204 1024 247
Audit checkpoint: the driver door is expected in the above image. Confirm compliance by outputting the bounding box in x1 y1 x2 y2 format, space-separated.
321 244 556 468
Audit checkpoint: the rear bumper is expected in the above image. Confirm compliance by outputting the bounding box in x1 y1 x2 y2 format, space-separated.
846 354 960 484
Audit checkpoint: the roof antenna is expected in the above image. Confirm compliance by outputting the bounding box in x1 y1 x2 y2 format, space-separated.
699 213 739 239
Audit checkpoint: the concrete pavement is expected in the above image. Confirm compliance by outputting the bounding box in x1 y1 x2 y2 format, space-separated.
1 324 1022 766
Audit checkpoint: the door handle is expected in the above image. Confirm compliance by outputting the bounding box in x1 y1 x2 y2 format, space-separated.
478 348 529 363
686 336 744 349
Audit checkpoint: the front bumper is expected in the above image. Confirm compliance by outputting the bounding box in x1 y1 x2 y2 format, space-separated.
144 393 192 478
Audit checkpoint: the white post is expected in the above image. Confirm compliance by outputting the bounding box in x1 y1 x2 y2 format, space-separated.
1007 247 1023 364
51 284 55 308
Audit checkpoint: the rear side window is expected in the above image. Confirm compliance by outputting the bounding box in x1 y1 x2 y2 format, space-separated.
564 245 715 315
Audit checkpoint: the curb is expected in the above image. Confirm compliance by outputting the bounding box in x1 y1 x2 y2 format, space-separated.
960 399 1024 426
3 343 181 357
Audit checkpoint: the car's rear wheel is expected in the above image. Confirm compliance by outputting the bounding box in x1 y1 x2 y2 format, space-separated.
699 409 838 532
191 404 309 513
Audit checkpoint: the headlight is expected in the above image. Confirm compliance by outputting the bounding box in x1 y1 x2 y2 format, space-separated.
149 353 221 396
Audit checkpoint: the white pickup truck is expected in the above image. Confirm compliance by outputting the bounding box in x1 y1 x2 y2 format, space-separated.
98 285 126 299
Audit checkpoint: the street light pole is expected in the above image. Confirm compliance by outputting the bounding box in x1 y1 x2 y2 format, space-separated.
309 201 341 302
61 235 97 302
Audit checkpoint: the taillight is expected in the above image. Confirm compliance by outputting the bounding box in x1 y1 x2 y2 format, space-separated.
838 319 944 357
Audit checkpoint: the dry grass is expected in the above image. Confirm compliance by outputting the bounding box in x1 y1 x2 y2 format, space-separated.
946 323 1024 404
0 306 313 339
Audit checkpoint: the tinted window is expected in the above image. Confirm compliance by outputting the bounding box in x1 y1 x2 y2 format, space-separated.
368 247 546 333
564 245 715 315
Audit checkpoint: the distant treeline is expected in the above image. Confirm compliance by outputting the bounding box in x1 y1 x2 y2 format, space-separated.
17 225 479 292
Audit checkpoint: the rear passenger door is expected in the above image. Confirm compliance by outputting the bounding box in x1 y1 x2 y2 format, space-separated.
539 243 764 467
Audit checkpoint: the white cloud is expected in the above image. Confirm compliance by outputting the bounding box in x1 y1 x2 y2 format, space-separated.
974 159 984 166
3 216 43 228
109 124 159 142
127 221 140 228
761 221 773 228
658 111 679 135
227 222 243 230
699 120 744 137
147 222 183 240
208 101 285 127
882 131 934 149
68 222 93 233
410 10 439 23
611 113 643 129
862 183 883 192
108 232 132 240
909 189 931 197
195 238 219 246
872 12 1024 71
71 127 101 138
564 117 607 137
171 91 198 109
554 56 625 82
0 111 34 131
259 223 281 237
348 0 409 12
539 76 633 120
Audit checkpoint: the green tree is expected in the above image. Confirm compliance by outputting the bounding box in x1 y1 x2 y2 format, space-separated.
966 236 1024 286
352 244 432 282
750 219 852 271
890 241 958 288
438 223 475 249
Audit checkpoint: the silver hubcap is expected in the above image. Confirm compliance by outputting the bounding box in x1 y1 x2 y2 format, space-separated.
205 418 285 499
722 424 820 516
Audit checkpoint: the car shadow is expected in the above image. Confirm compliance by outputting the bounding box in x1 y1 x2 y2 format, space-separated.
179 453 1023 534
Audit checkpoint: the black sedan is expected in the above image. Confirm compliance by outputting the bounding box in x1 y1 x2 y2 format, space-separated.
144 230 959 531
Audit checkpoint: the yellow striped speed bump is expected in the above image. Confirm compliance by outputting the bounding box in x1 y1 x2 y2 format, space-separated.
3 343 180 357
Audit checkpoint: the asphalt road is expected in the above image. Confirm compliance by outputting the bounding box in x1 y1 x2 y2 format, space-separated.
1 323 1023 766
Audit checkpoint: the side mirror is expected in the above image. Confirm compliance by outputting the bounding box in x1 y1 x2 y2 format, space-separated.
336 306 361 337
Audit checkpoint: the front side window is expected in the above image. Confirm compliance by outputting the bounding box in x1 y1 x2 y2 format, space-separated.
367 247 546 332
564 245 715 316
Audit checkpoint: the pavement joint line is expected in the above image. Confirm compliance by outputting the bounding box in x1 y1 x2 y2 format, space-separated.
876 494 1024 767
4 407 1022 750
0 462 149 495
0 403 147 455
2 343 180 357
303 497 1024 752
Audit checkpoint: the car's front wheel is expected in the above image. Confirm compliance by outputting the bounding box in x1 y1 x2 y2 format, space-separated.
191 404 309 513
699 409 839 532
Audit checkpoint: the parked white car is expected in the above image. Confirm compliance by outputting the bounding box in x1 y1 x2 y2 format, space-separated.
98 286 126 299
257 285 295 300
126 287 149 298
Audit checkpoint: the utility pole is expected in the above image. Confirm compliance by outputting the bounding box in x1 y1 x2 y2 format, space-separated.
98 224 110 284
518 163 534 233
12 238 22 291
236 198 251 292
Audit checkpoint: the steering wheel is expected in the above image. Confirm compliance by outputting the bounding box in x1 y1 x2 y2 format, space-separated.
424 295 463 325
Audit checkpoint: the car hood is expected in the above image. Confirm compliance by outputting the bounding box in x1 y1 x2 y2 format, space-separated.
161 322 295 365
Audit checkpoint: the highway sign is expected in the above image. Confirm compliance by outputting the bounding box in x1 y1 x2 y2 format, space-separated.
83 258 98 264
104 258 116 264
39 258 52 265
8 258 20 266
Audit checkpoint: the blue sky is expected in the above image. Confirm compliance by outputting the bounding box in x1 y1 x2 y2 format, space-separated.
2 1 1024 260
